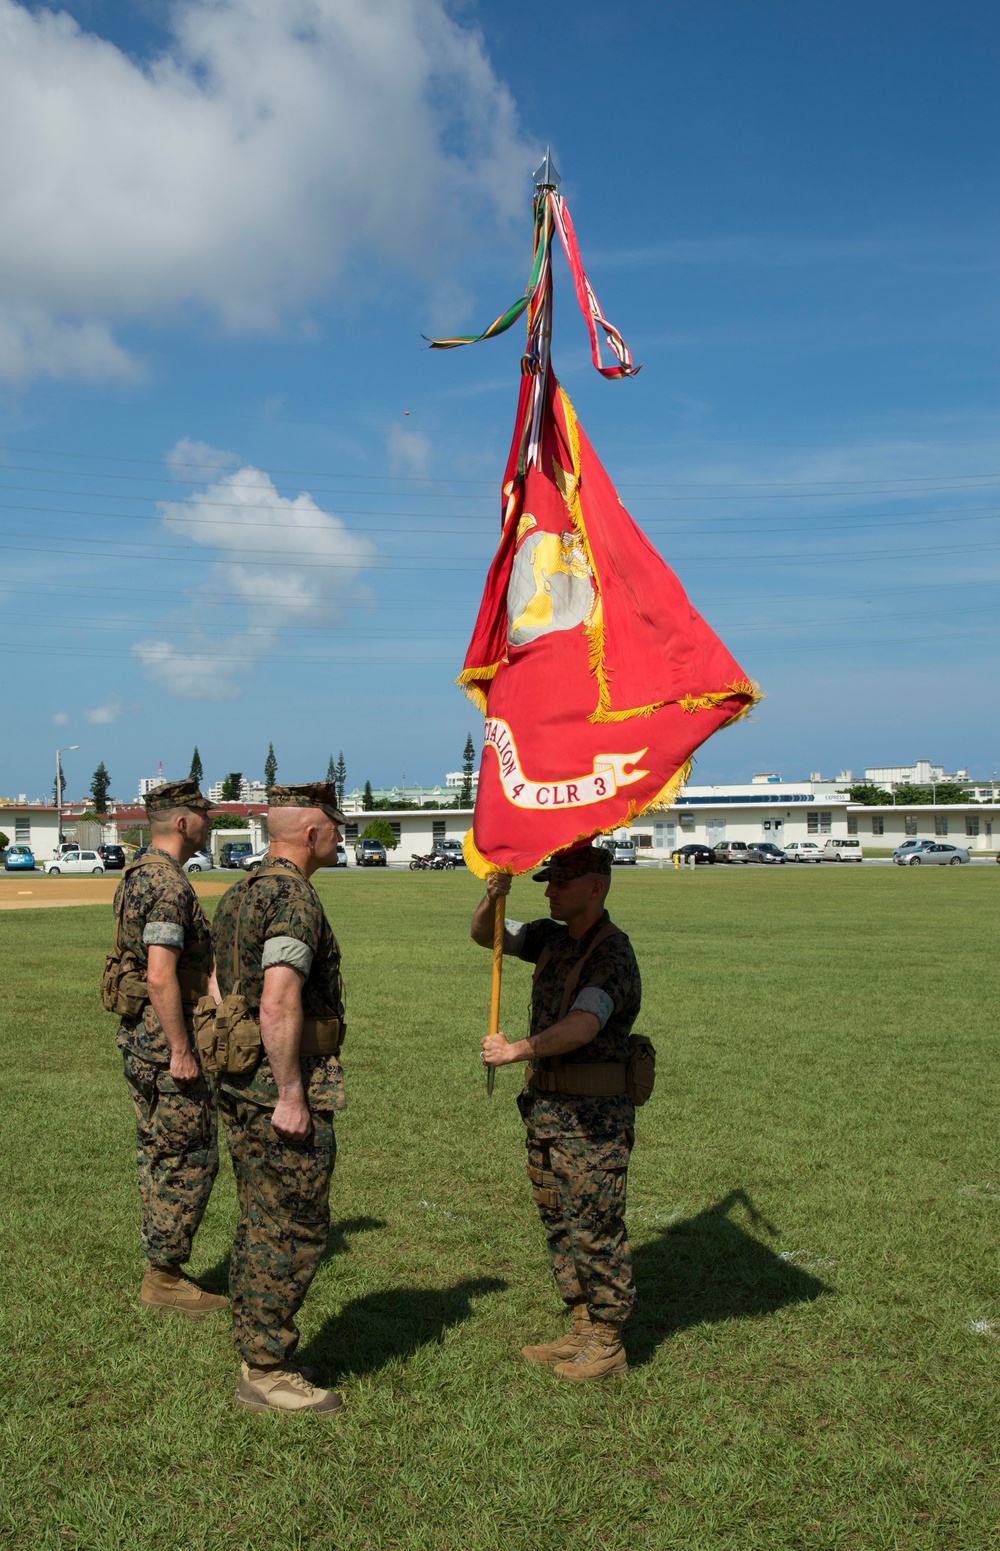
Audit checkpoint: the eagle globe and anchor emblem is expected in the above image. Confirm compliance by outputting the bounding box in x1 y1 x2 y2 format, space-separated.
493 512 648 811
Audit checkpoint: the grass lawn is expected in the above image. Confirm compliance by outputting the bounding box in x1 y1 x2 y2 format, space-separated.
2 865 998 1550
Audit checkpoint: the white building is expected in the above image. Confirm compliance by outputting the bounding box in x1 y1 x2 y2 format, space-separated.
138 776 167 798
445 770 480 792
332 776 998 862
207 778 268 804
0 805 61 861
864 759 968 787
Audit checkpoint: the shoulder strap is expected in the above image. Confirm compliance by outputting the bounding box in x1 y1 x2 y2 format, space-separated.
232 864 311 989
112 852 177 956
531 919 624 1022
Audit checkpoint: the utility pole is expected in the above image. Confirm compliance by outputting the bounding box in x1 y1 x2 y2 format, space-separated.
55 744 79 844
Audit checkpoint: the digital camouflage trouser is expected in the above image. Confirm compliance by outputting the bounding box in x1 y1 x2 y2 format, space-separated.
526 1128 637 1326
122 1051 219 1267
219 1090 335 1367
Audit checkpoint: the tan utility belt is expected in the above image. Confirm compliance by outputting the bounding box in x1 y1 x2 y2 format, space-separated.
527 1061 628 1097
193 991 345 1077
526 1034 656 1106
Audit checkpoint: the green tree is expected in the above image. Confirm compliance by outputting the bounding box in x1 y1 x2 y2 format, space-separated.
326 753 336 781
220 772 243 802
460 733 475 805
188 746 204 785
892 781 969 805
360 818 397 850
335 751 347 807
363 780 374 811
89 761 112 816
264 742 278 796
0 831 9 851
840 782 893 805
211 813 249 831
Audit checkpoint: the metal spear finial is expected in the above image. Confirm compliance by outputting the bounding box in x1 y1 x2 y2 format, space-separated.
533 147 560 190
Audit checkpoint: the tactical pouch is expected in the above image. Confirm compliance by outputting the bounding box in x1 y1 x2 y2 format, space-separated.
626 1035 656 1106
527 1162 561 1210
300 1015 346 1056
100 950 149 1019
193 987 261 1076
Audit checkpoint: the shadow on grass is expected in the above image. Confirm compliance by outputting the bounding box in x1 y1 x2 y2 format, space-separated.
197 1215 386 1293
301 1275 507 1381
626 1189 833 1366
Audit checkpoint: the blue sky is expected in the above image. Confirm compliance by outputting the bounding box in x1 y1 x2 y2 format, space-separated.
2 0 999 802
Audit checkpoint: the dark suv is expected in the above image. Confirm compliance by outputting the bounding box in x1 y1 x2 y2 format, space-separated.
432 839 466 867
355 839 388 867
220 840 254 869
98 844 126 870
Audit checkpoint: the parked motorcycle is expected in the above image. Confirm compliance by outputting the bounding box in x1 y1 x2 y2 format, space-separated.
409 852 455 871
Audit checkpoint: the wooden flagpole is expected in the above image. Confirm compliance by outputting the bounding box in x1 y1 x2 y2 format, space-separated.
487 893 504 1096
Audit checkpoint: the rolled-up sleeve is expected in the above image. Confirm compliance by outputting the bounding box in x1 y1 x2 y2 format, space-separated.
143 922 185 948
502 919 527 955
262 935 314 976
571 986 614 1028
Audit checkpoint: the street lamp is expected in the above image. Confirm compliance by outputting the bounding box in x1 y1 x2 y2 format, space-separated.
55 745 79 843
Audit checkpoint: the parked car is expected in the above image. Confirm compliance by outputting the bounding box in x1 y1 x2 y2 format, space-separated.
821 839 863 862
335 842 348 868
432 839 466 867
240 849 269 870
46 849 105 875
783 842 824 863
892 839 935 861
183 848 214 873
355 839 388 867
4 844 35 872
98 844 126 870
56 842 80 856
747 842 787 864
220 841 254 869
670 844 715 864
713 841 751 864
894 843 970 866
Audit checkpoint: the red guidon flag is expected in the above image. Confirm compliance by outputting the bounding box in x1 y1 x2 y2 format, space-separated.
459 371 760 877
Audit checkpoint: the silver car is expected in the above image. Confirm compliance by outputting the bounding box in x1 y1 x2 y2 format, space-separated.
894 842 970 866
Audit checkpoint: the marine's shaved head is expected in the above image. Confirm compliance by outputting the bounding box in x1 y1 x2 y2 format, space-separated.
149 804 198 834
267 806 326 843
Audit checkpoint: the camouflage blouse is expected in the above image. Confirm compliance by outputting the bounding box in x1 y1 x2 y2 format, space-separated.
113 847 213 1066
211 856 346 1112
507 909 641 1144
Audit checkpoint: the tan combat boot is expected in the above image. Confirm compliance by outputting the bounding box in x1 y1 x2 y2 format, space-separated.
236 1363 345 1416
140 1265 228 1318
552 1322 628 1382
521 1303 593 1366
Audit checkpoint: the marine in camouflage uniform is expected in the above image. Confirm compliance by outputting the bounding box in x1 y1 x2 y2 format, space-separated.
211 782 347 1415
476 844 640 1381
111 777 226 1317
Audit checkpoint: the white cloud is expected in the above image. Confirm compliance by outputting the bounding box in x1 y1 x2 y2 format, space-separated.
83 699 123 725
132 461 378 698
0 303 139 383
386 422 432 477
166 438 239 482
51 710 69 726
0 0 531 380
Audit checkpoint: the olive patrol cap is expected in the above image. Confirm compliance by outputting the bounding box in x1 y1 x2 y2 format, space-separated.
143 778 213 815
268 782 346 825
532 844 612 883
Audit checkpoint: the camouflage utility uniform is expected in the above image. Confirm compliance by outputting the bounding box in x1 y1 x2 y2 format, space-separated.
114 849 218 1267
505 909 641 1328
211 856 346 1368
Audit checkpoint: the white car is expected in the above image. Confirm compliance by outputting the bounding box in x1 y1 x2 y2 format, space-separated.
822 839 863 862
241 848 270 870
783 842 824 863
183 849 214 873
46 849 105 875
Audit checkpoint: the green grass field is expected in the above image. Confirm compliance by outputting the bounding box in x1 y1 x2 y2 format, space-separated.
2 866 998 1550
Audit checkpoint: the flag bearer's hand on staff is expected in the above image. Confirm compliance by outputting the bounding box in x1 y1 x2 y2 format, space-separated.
482 1031 522 1066
486 873 512 900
